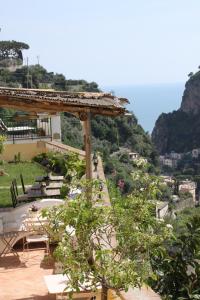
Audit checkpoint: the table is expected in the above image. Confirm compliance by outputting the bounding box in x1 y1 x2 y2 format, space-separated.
44 274 95 298
0 231 20 257
35 175 64 182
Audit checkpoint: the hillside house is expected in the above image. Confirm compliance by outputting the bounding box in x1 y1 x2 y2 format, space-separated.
170 151 182 160
192 148 200 158
129 152 139 160
179 180 196 203
156 201 169 219
159 155 180 168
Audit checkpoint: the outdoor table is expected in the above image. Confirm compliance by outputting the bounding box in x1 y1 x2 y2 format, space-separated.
27 188 61 199
35 175 64 182
44 274 95 299
0 231 20 257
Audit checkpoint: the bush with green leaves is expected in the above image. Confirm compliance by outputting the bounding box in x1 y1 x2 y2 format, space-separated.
149 215 200 300
0 135 6 155
42 178 171 300
33 151 85 180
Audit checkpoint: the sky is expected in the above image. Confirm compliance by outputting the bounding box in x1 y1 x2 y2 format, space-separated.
1 0 200 86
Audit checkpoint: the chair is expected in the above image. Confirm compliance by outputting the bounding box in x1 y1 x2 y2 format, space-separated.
10 185 17 208
23 234 49 254
20 173 26 194
13 178 18 196
10 181 32 208
23 218 50 254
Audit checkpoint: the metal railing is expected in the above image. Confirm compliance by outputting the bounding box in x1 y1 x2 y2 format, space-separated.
0 116 52 143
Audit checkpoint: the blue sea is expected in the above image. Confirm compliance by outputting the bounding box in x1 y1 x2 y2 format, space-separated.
101 83 185 133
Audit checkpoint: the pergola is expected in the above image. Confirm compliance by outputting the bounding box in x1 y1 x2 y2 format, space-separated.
0 87 128 180
0 88 162 300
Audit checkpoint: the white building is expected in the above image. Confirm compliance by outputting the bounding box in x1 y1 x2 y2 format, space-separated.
170 151 182 160
163 158 173 168
129 152 140 161
192 149 200 158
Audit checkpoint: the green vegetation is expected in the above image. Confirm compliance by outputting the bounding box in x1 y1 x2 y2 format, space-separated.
0 161 46 207
62 112 159 194
0 135 6 157
33 151 85 180
170 206 200 234
0 64 99 90
42 178 171 300
149 215 200 300
0 40 29 68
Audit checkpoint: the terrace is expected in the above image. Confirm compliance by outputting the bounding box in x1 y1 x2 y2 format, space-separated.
1 116 52 143
0 87 160 300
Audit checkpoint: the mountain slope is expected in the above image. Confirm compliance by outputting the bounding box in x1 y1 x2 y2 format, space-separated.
152 70 200 154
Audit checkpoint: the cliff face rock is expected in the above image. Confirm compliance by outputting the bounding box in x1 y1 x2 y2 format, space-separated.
181 72 200 114
152 71 200 154
151 113 170 154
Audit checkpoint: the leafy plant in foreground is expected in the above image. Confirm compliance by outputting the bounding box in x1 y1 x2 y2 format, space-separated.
43 179 171 300
149 215 200 300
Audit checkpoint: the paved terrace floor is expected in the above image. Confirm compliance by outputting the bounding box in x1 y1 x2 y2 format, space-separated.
0 247 55 300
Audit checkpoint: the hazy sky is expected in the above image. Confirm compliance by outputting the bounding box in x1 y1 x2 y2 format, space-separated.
1 0 200 86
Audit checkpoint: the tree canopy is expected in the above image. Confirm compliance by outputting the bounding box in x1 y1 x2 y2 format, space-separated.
0 40 29 61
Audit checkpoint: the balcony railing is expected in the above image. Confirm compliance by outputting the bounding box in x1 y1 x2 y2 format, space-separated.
0 117 52 143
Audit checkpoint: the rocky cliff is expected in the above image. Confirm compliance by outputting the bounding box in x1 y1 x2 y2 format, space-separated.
152 71 200 154
181 71 200 114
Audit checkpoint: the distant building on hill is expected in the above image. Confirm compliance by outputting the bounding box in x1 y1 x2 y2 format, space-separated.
192 148 200 158
179 180 196 203
159 151 183 168
161 175 174 185
170 151 182 160
129 152 139 161
156 201 169 219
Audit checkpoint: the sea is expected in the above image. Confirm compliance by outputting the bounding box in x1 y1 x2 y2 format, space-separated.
101 83 185 133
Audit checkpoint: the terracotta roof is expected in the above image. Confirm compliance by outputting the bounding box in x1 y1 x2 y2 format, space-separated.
0 87 129 116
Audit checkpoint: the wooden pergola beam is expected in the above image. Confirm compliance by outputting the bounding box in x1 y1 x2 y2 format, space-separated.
82 112 92 181
0 88 128 183
0 97 124 117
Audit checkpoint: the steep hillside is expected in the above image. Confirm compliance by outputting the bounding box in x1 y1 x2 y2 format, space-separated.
152 70 200 154
181 71 200 114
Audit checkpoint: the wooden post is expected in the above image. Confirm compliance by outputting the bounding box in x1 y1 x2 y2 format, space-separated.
83 112 92 181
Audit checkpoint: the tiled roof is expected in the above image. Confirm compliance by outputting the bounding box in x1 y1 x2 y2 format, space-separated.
0 87 129 116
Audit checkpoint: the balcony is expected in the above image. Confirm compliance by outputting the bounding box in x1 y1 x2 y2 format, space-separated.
0 116 52 143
